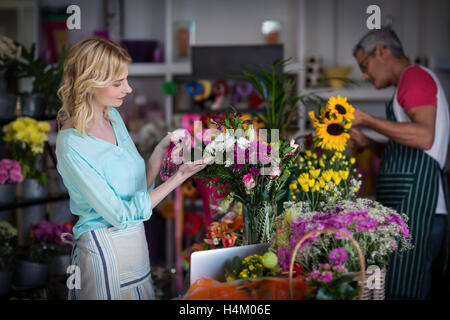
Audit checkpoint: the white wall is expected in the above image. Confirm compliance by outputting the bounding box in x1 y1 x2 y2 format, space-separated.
172 0 299 61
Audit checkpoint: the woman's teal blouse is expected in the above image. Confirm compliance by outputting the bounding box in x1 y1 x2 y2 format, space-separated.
56 107 155 240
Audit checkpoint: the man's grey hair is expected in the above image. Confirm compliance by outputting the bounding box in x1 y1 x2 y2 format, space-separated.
353 27 407 59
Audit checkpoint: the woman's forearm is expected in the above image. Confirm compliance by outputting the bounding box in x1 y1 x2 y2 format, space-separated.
146 144 165 188
148 170 185 209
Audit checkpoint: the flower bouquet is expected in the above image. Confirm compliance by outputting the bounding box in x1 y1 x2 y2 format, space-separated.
195 109 301 244
2 117 50 186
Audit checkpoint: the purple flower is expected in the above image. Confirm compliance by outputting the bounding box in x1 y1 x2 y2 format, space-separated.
323 271 332 283
319 263 330 270
356 217 378 232
277 247 292 272
390 240 398 250
310 270 320 278
329 247 348 266
386 213 409 237
249 167 260 176
334 228 353 240
333 265 345 272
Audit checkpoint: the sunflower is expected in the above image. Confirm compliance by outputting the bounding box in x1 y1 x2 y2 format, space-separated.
326 96 355 122
315 118 350 152
308 110 320 128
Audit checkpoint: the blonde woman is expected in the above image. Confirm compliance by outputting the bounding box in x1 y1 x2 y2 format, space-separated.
55 36 206 300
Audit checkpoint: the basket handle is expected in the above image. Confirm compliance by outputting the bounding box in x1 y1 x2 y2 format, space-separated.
288 228 366 300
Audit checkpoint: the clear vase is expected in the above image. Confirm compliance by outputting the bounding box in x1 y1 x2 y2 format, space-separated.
243 201 278 245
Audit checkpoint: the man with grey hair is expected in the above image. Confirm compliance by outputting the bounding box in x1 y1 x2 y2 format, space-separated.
350 27 449 299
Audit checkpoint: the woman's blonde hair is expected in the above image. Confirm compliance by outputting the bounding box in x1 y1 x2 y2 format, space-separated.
57 36 132 135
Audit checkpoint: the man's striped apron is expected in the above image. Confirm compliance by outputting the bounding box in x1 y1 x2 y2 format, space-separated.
68 222 156 300
376 99 450 299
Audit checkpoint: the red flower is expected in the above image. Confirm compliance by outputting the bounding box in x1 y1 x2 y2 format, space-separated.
293 262 303 277
184 212 203 235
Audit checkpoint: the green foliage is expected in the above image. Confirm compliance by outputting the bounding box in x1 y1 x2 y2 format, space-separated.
0 221 18 271
306 274 360 300
16 43 66 116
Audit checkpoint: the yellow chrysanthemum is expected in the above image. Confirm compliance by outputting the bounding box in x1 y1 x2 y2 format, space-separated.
326 95 355 122
37 121 51 132
309 169 321 179
315 118 350 152
339 170 349 180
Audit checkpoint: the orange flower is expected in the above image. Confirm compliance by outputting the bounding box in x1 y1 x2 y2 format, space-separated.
207 222 223 239
230 215 243 230
222 231 236 248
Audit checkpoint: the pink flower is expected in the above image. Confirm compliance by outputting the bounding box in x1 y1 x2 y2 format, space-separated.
323 272 332 283
0 159 15 171
9 168 23 183
270 166 281 178
290 138 299 150
329 247 348 266
0 169 8 184
242 173 255 191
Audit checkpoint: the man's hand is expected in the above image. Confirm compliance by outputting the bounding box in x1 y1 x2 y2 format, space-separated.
349 128 386 157
352 108 369 127
349 128 370 149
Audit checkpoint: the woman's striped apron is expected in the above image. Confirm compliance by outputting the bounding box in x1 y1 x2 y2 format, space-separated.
68 222 156 300
376 99 450 299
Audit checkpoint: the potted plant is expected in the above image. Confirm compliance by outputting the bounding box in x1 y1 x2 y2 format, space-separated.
0 35 25 118
2 117 51 237
48 222 73 278
13 220 71 288
0 158 23 222
15 42 65 117
0 221 18 295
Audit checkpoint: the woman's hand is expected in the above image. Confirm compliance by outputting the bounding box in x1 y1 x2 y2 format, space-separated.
176 157 211 182
155 134 172 153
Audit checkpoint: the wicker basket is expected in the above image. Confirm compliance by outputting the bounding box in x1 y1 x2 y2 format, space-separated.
288 228 367 300
347 267 386 300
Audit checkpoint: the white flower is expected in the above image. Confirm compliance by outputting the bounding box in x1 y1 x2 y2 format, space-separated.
220 132 235 151
169 128 187 142
290 138 299 150
204 142 216 156
214 141 224 153
236 137 250 149
224 159 233 167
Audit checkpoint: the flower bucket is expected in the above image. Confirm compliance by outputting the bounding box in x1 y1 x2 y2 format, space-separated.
20 93 45 118
288 228 367 300
13 257 48 288
0 271 13 295
22 178 48 239
49 254 71 277
0 183 16 222
0 93 17 120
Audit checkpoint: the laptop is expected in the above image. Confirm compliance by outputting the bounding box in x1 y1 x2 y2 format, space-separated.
190 243 270 285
